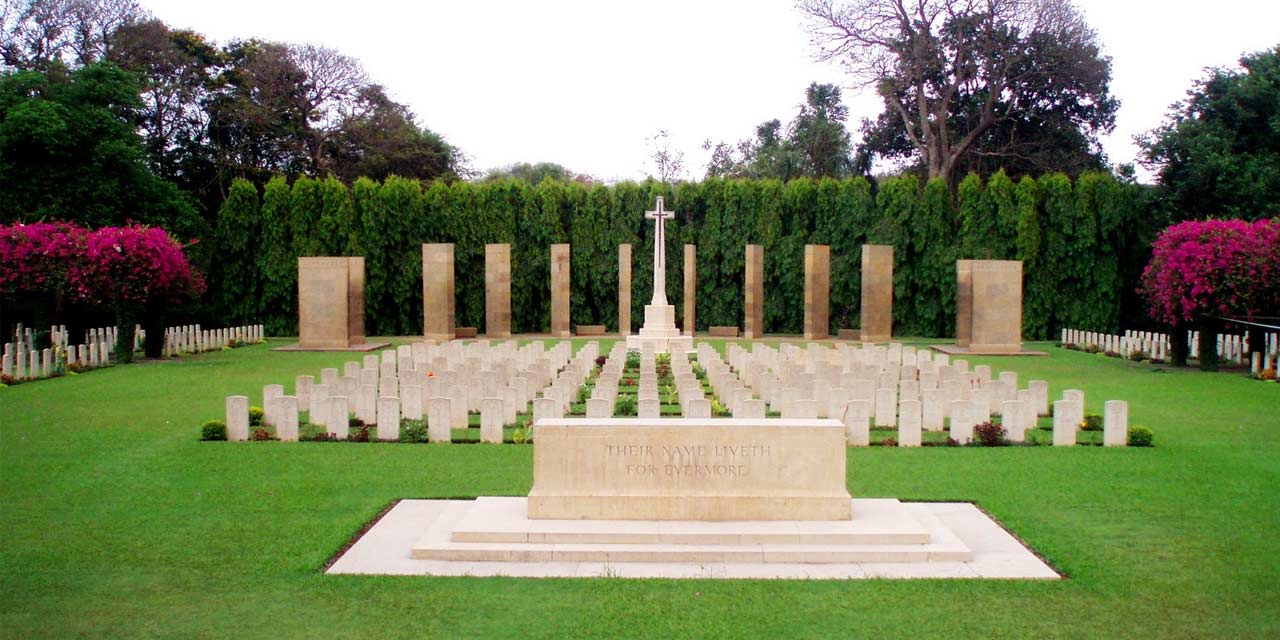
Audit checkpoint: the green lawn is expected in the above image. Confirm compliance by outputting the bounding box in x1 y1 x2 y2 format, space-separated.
2 337 1278 638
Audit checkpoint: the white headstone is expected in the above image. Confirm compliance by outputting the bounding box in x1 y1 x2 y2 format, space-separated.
377 396 401 441
226 395 249 441
427 397 452 442
1103 399 1128 447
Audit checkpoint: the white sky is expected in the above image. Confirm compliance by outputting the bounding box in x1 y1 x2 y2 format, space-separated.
144 0 1280 183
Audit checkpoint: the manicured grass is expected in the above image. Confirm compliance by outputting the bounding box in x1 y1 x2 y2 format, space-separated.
2 337 1279 638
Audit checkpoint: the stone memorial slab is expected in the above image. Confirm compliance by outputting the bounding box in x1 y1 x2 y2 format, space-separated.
683 244 697 335
528 418 852 520
619 243 632 335
295 257 372 350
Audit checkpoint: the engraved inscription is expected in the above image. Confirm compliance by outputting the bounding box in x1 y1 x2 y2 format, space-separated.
606 442 772 479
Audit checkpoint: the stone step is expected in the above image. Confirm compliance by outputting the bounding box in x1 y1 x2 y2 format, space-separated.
450 497 931 545
408 498 972 564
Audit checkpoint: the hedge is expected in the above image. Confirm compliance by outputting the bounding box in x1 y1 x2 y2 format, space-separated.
214 171 1148 339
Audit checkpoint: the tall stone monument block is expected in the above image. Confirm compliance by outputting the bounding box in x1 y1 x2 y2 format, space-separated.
860 244 893 343
484 244 512 338
804 244 830 340
422 243 455 341
550 244 571 338
297 257 366 349
683 244 697 335
618 244 632 335
744 244 765 339
956 260 1024 353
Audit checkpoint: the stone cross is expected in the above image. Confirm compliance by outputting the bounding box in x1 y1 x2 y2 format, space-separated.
645 196 674 306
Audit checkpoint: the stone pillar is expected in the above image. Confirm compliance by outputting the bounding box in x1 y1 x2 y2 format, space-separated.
297 257 366 349
1104 400 1128 447
804 244 830 340
956 260 973 347
226 395 249 441
550 244 571 337
860 244 893 343
683 244 697 336
484 244 512 338
422 243 455 341
618 244 632 335
744 244 765 339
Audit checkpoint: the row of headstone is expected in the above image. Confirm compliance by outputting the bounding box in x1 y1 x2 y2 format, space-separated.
2 326 115 381
1062 328 1279 369
703 340 1124 447
164 324 264 357
228 339 595 443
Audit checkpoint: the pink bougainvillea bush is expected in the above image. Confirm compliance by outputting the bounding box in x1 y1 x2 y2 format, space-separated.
0 222 88 296
70 224 205 306
1141 218 1280 326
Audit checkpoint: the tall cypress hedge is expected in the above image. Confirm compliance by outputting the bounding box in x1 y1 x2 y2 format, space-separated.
229 172 1147 340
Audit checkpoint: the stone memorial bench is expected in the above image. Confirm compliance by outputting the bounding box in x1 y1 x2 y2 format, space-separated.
837 328 860 340
709 326 739 338
455 327 478 338
575 325 606 336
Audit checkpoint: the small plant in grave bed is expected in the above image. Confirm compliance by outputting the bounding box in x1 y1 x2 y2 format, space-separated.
595 355 607 367
349 424 372 442
512 425 533 444
248 406 265 426
1080 414 1103 431
614 395 637 417
303 431 337 442
576 385 591 404
1258 368 1277 381
973 421 1007 446
250 428 273 441
710 398 731 417
625 349 640 369
200 420 227 441
1128 425 1155 447
399 419 429 443
878 437 898 447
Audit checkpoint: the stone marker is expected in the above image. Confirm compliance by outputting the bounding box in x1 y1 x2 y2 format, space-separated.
1053 400 1078 446
1002 400 1028 443
739 399 767 419
898 399 922 447
377 396 400 441
226 395 249 441
531 397 557 425
297 257 366 348
586 398 611 418
874 388 897 427
263 384 283 426
791 399 819 419
528 418 852 520
422 243 455 341
484 243 512 338
684 398 712 418
843 399 871 446
550 243 571 338
804 244 831 340
356 384 377 425
1063 389 1085 411
956 259 1024 353
683 244 697 335
401 384 423 420
638 397 660 418
427 397 452 442
619 244 632 335
480 397 504 443
1104 400 1128 447
275 396 299 441
950 400 974 444
1029 380 1049 415
295 375 314 413
326 396 349 439
922 389 944 431
860 244 893 343
744 244 765 339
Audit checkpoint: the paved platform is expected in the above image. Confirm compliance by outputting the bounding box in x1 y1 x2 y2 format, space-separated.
931 344 1049 356
272 342 391 352
327 499 1059 580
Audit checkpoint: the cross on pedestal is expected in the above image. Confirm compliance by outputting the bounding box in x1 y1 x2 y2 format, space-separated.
645 196 674 306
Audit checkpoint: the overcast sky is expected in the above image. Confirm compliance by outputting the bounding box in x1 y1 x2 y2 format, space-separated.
144 0 1280 183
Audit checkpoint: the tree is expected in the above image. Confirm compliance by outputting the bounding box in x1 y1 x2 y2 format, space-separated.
1140 219 1279 370
800 0 1117 184
324 84 462 183
1138 46 1280 222
1 0 148 70
703 83 854 180
481 161 574 184
645 129 685 184
0 61 203 239
71 223 205 360
212 178 259 325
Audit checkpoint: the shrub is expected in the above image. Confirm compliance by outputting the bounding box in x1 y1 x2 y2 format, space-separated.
512 426 532 444
349 424 372 442
879 437 898 447
200 420 227 441
1129 349 1145 362
625 349 640 369
594 355 607 367
1129 425 1155 447
400 419 429 443
1081 414 1103 431
614 395 637 417
973 421 1007 446
0 373 18 386
303 431 336 442
250 428 272 441
248 406 265 426
710 398 731 417
1258 368 1277 381
576 385 591 404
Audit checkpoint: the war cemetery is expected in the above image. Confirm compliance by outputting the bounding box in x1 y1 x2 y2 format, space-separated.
3 0 1279 637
